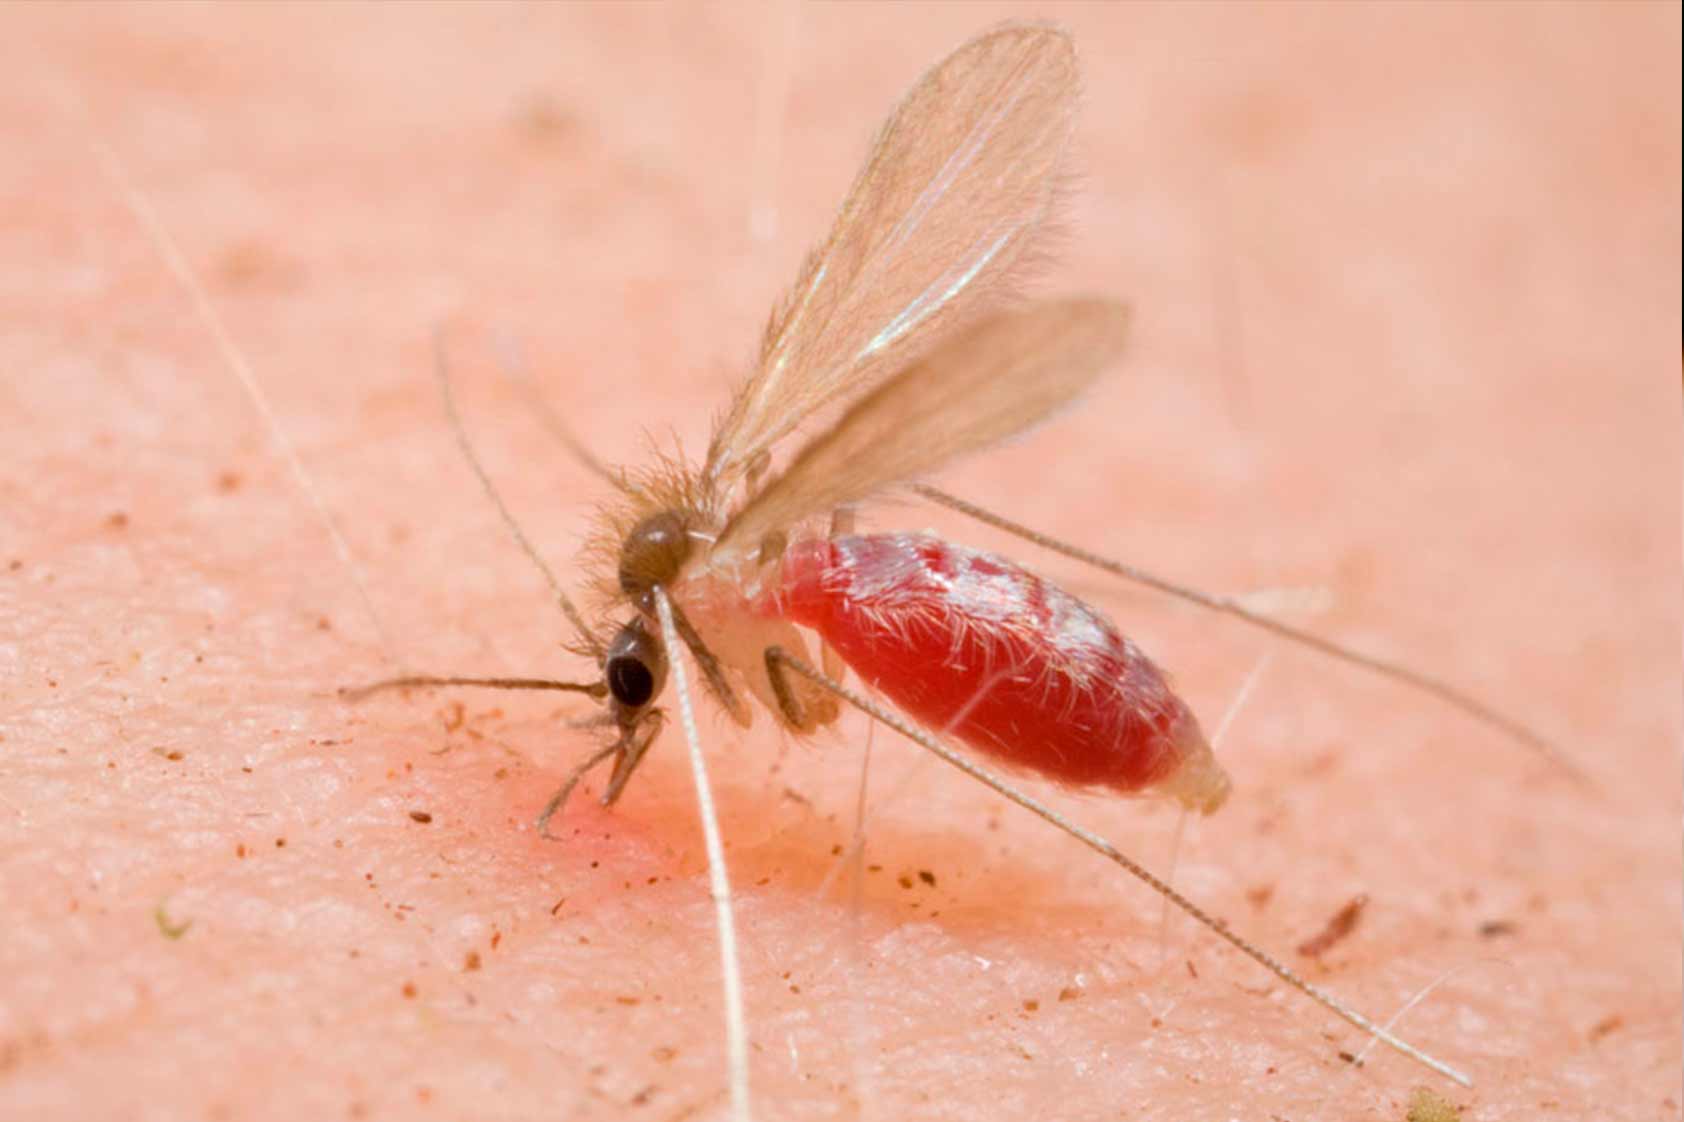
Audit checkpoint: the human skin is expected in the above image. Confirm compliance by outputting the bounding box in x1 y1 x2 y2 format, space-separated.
2 3 1678 1120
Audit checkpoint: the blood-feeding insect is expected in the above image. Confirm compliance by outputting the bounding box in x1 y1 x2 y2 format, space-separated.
346 21 1575 1114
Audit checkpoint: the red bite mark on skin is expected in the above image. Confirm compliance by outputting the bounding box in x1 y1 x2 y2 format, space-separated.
768 534 1229 811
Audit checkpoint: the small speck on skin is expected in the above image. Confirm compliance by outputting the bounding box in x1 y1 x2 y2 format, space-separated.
105 511 128 530
409 810 433 824
1588 1013 1624 1042
463 951 481 973
401 982 418 999
518 94 581 145
215 239 303 291
1478 919 1518 938
917 870 936 887
154 902 192 940
1021 999 1039 1013
274 838 286 849
1057 987 1082 1002
1297 893 1369 957
1405 1086 1462 1122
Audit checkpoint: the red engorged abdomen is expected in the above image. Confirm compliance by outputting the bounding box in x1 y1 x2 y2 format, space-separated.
767 534 1230 813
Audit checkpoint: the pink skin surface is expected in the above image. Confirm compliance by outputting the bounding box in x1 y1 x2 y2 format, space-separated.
3 4 1678 1120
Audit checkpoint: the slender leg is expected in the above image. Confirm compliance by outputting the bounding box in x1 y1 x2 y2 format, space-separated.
666 598 750 726
763 647 808 729
762 645 1473 1088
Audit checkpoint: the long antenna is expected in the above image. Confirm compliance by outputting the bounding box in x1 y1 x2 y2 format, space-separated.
492 334 632 494
433 332 604 660
340 675 604 703
653 587 754 1122
766 646 1473 1088
914 483 1585 782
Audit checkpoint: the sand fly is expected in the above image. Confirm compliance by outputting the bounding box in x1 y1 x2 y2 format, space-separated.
348 21 1573 1113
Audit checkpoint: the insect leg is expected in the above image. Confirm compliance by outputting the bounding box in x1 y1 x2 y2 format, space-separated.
764 646 809 729
763 645 1474 1088
665 599 752 726
913 483 1584 781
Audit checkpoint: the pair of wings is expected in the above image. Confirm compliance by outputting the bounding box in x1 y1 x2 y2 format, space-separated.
704 24 1129 560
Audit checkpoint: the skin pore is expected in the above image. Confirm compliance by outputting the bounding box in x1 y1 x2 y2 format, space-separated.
4 4 1678 1120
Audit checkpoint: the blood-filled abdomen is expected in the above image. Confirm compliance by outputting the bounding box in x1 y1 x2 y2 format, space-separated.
769 534 1230 814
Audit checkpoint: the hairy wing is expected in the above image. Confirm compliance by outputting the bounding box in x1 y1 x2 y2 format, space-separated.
704 24 1078 488
712 299 1128 558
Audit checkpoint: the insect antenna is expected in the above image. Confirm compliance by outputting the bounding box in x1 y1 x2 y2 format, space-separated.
913 483 1586 782
340 675 605 702
434 330 605 660
652 587 754 1122
492 334 638 497
764 645 1474 1088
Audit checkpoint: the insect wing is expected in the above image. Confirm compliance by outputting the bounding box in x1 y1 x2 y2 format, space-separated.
713 299 1128 558
704 25 1078 488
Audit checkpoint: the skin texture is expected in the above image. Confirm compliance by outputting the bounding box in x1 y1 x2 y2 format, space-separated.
3 4 1678 1120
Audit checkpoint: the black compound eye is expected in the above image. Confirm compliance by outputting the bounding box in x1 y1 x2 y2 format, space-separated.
603 617 666 711
606 654 656 709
